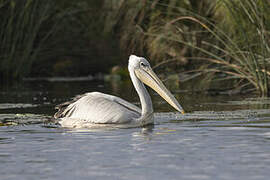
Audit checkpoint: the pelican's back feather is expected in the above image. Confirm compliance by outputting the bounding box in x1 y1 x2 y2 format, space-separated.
54 92 141 124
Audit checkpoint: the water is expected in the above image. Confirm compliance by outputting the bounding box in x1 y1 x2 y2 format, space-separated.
1 80 270 180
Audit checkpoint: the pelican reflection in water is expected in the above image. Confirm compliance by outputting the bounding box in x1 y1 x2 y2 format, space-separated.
54 55 184 128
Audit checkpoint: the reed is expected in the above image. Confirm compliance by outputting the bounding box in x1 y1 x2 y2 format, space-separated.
0 0 57 80
217 0 270 96
106 0 270 96
179 0 270 96
0 0 104 80
1 0 269 96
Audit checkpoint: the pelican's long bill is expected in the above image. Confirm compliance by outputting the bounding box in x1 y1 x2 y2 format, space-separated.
135 67 185 114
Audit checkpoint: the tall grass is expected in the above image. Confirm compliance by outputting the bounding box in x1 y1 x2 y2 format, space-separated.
105 0 270 96
217 0 270 96
1 0 269 96
177 0 270 96
0 0 60 80
0 0 111 81
102 0 215 63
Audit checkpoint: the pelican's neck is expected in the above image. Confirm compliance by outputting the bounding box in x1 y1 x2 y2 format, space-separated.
130 70 153 116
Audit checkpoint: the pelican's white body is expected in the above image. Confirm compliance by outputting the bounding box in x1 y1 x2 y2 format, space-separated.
59 92 154 128
55 55 183 128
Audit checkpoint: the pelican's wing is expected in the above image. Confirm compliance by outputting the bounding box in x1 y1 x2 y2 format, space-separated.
54 92 141 124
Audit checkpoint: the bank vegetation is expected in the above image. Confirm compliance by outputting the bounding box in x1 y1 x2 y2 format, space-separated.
0 0 269 96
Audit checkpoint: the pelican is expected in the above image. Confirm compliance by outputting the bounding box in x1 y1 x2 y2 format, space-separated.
54 55 184 128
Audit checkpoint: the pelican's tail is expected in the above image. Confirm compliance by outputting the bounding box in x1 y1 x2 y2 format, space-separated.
54 94 87 118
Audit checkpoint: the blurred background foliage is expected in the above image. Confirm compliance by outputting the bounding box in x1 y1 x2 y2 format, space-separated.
0 0 120 80
0 0 269 96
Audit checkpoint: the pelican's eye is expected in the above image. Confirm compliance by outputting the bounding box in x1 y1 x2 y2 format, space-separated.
140 62 146 67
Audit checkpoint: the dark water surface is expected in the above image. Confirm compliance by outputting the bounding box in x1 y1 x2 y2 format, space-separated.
1 80 270 180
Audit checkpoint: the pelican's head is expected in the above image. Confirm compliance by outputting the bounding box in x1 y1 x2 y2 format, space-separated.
128 55 185 114
128 55 150 71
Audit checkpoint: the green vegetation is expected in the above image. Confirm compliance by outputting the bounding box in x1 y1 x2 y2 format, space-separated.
105 0 270 96
0 0 58 80
0 0 119 81
0 0 269 96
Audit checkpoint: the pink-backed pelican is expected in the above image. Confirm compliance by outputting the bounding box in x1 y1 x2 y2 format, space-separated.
54 55 184 128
